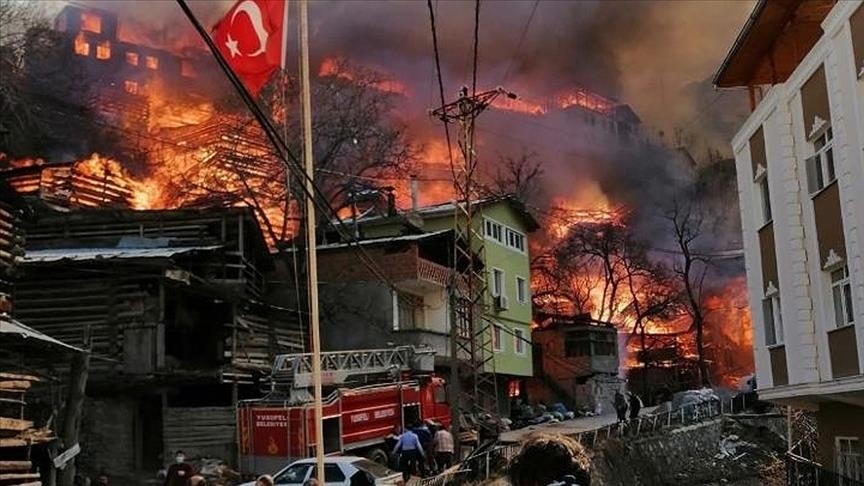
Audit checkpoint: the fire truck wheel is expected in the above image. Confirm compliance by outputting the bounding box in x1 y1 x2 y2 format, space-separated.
365 448 389 466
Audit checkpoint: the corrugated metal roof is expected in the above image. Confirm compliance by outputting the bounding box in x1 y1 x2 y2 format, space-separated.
22 245 222 263
317 230 451 250
0 315 84 352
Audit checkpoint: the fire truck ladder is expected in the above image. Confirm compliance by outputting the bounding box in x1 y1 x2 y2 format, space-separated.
431 87 515 439
271 346 435 404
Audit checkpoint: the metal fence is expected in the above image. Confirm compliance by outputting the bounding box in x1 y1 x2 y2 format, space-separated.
416 393 756 485
787 452 864 486
573 393 754 449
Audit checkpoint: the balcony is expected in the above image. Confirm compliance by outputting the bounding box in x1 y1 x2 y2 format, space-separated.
396 257 452 294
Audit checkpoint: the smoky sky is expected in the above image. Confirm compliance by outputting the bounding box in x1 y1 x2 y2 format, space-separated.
51 0 753 258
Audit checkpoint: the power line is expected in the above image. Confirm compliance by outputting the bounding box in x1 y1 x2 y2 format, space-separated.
471 0 480 96
500 0 540 85
426 0 458 189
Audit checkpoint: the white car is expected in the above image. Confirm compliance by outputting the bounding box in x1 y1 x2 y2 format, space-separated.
241 456 404 486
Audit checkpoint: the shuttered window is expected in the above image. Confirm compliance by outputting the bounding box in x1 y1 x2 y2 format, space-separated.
851 4 864 78
801 65 831 140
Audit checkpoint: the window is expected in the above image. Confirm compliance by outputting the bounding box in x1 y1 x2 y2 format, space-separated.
485 219 503 243
491 268 504 297
181 59 197 78
123 80 138 95
806 128 835 194
309 464 346 483
831 265 855 328
74 32 89 56
564 332 591 357
80 12 101 34
95 40 110 60
145 55 159 70
835 437 863 485
516 276 528 304
492 325 502 352
514 328 526 355
395 293 422 331
762 295 783 345
274 464 311 484
759 178 772 224
505 228 526 252
565 330 616 357
126 51 139 66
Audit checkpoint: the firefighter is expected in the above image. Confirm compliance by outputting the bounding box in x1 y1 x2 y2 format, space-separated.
392 424 426 481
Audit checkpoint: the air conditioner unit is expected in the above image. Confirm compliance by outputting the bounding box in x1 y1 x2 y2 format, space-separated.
494 295 509 310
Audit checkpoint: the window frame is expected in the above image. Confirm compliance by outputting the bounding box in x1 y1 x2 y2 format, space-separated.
758 176 772 224
492 325 502 352
806 128 836 196
831 265 855 329
515 276 528 304
491 268 505 297
513 328 526 355
762 293 783 346
835 436 862 485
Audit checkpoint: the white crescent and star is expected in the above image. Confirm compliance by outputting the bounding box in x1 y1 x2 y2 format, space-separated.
225 0 270 58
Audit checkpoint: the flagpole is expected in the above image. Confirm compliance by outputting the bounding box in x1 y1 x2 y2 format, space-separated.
298 0 325 483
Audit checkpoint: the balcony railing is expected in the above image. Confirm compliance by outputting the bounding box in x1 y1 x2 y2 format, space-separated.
417 257 451 287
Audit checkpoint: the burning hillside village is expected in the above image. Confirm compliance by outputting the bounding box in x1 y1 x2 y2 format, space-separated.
2 0 863 485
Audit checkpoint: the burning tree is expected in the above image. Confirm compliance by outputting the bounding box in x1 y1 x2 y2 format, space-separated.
665 190 712 387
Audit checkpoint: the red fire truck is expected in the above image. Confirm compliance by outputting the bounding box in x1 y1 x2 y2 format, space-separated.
237 346 452 474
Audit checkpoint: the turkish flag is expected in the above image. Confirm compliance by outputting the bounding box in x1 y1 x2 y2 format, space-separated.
212 0 287 96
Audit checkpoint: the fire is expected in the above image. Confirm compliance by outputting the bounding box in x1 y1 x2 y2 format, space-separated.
96 40 111 60
556 87 615 115
319 57 408 96
493 86 617 117
80 12 101 34
493 96 547 116
74 31 89 56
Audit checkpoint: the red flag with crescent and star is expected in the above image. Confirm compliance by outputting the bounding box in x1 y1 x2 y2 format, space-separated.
212 0 287 96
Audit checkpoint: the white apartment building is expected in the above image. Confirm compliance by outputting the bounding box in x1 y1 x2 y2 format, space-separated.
716 0 864 480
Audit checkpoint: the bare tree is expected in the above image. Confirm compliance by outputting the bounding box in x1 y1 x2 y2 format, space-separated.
487 151 544 207
665 192 711 386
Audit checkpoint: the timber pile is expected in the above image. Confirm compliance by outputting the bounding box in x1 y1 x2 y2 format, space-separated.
0 372 53 486
2 161 136 209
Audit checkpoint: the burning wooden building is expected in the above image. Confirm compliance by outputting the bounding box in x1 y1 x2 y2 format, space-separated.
10 205 304 476
527 313 623 413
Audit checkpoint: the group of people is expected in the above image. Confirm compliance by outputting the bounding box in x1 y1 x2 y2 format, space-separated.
390 420 455 480
612 390 643 422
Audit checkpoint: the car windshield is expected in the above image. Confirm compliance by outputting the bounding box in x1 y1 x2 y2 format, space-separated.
274 464 311 484
352 459 396 478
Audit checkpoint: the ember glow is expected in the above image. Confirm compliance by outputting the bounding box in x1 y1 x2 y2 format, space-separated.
5 2 753 387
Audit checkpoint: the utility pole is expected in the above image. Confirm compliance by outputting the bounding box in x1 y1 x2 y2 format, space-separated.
298 0 325 484
432 86 515 453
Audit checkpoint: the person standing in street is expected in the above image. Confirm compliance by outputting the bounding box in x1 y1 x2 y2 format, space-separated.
613 391 628 423
164 451 196 486
628 392 643 420
432 425 455 472
392 423 426 481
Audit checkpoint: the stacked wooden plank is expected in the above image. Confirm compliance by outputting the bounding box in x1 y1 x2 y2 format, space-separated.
0 373 52 486
163 406 235 461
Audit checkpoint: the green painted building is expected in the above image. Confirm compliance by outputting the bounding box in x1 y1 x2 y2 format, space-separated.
338 195 539 406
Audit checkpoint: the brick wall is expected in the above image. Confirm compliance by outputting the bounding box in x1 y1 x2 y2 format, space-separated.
318 245 418 283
